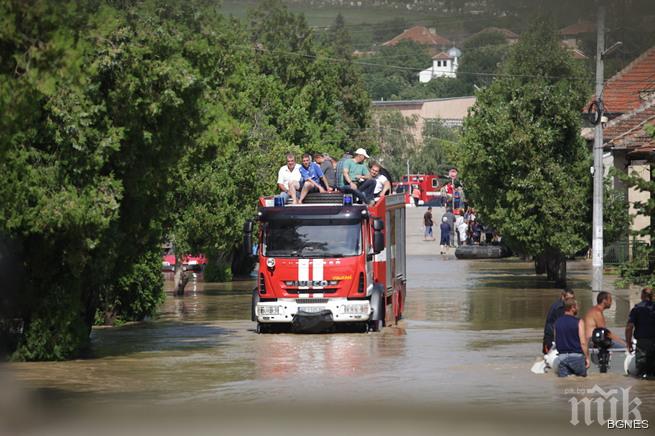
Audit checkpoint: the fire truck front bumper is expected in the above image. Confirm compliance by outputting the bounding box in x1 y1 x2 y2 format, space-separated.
256 298 372 324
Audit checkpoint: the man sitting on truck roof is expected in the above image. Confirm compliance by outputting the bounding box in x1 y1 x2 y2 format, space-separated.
277 153 301 204
340 148 375 204
359 162 391 202
298 153 332 203
315 153 337 189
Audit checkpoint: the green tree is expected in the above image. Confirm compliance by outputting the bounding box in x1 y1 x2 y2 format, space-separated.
414 119 461 175
361 41 432 100
0 0 125 359
458 30 510 89
373 110 418 180
0 0 374 360
169 0 373 288
603 178 631 246
459 18 590 285
397 77 472 100
247 0 371 153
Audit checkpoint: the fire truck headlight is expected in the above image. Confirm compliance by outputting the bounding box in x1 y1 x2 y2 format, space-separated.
266 258 275 268
259 305 281 316
342 304 370 315
328 280 338 286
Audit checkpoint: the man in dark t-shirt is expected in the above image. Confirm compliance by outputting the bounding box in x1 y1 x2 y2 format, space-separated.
423 207 434 241
626 287 655 378
439 217 451 255
543 288 575 353
554 299 590 377
315 153 336 189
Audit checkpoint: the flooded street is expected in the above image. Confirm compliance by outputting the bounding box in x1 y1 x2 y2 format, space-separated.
5 254 654 434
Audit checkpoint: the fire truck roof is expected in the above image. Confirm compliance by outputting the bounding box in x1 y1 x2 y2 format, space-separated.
258 205 368 222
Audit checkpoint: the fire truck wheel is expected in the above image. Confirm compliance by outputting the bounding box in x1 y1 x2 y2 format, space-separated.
368 320 382 332
256 323 269 334
251 288 260 322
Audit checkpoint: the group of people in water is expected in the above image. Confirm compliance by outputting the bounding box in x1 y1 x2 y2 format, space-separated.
276 149 392 205
542 287 655 378
425 206 498 254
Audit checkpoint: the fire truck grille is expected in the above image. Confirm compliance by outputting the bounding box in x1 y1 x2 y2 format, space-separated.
285 288 338 294
296 298 329 304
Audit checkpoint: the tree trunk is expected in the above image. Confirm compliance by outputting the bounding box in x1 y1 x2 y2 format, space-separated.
543 252 567 287
534 255 546 274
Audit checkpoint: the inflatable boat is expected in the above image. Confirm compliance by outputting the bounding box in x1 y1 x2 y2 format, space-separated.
531 347 638 376
455 244 510 259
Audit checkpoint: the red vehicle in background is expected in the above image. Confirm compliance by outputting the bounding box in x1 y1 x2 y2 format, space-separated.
393 174 445 206
161 250 207 272
245 192 407 333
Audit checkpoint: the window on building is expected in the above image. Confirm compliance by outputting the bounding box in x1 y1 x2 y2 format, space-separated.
444 60 448 67
437 60 441 67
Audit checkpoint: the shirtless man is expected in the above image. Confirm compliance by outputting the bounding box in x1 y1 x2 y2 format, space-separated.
583 291 626 346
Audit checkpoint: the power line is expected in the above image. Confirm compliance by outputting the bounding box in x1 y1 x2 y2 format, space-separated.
253 42 655 87
253 45 599 82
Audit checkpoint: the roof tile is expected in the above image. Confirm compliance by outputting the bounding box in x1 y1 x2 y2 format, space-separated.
560 21 595 36
595 46 655 114
602 98 655 151
383 26 451 47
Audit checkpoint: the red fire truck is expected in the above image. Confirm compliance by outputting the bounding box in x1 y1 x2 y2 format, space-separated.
245 193 407 333
393 174 445 205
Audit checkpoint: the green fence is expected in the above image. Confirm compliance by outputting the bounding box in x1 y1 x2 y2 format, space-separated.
604 239 651 265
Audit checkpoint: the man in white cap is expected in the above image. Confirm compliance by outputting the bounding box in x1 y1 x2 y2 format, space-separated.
342 148 374 203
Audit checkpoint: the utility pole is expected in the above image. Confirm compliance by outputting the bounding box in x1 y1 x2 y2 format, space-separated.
592 2 605 292
406 159 410 183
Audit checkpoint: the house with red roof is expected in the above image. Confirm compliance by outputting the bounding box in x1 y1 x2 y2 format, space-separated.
584 46 655 245
419 47 462 82
560 20 595 50
382 26 451 49
468 27 519 45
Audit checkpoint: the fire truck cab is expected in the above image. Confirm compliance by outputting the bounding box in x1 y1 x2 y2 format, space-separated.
245 193 407 333
394 174 445 205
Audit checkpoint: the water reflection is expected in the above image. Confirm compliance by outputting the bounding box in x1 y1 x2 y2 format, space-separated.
5 256 654 426
254 328 406 379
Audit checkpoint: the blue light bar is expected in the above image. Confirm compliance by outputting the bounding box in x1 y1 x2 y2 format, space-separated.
343 194 353 205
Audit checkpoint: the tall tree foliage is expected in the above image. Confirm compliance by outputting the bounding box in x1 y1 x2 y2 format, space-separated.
374 110 418 180
413 119 460 175
360 41 432 101
0 0 373 360
458 30 510 89
459 18 590 284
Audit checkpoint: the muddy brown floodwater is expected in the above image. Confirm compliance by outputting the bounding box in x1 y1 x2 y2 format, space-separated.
3 256 654 435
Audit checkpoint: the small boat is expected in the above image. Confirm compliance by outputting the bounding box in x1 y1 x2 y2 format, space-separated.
455 244 510 259
531 347 638 376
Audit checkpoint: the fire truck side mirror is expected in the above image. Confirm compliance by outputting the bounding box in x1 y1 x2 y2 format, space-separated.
373 219 385 254
243 220 254 234
243 220 254 255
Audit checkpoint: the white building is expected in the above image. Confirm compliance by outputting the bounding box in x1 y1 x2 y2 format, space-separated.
419 47 461 83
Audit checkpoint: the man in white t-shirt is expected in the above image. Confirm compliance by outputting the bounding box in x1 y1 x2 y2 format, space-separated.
277 153 301 204
360 162 391 203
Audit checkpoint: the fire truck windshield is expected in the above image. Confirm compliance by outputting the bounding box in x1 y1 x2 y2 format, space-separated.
263 220 361 258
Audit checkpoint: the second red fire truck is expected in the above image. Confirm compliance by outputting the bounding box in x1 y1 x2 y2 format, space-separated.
393 174 445 205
